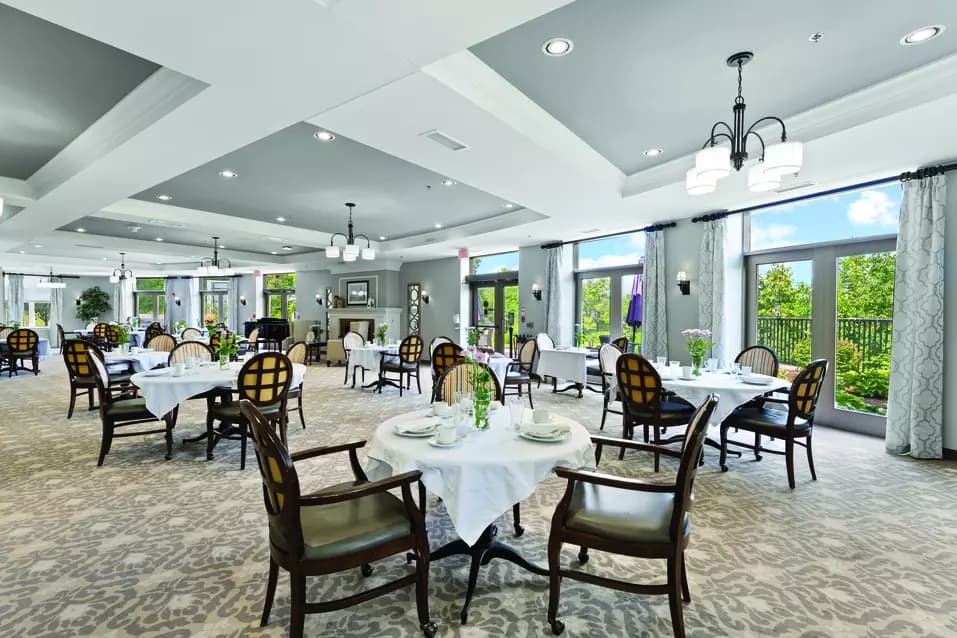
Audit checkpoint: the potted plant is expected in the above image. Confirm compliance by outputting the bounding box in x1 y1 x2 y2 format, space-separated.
174 320 187 333
76 286 111 324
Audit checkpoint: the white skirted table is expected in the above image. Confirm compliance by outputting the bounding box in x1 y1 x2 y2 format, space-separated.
347 344 398 389
105 349 170 372
536 347 592 397
366 407 593 622
485 353 512 389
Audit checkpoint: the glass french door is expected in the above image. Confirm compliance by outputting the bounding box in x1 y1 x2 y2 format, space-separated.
470 281 519 354
574 268 642 350
746 238 896 436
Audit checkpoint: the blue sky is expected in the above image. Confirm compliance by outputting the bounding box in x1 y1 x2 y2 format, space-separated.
577 232 644 269
472 251 519 273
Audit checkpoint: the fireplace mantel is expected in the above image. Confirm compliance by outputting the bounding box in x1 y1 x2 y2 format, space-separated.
328 307 402 342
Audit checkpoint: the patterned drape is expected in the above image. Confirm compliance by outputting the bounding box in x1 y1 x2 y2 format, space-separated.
543 246 565 345
5 274 23 324
49 286 63 349
640 231 668 358
698 218 725 362
119 279 133 323
164 280 175 331
228 278 239 332
112 282 121 322
188 278 200 328
886 174 946 459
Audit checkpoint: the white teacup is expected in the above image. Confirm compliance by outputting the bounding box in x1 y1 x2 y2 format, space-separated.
172 363 186 377
437 422 457 445
432 402 454 418
681 366 693 378
533 408 551 424
741 365 753 377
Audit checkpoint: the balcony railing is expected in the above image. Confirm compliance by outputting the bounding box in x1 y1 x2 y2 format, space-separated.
756 317 892 369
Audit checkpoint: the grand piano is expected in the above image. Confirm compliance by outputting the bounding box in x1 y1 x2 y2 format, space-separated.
244 318 289 350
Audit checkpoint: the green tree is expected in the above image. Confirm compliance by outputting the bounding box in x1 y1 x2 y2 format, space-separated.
76 286 112 323
580 277 611 347
837 253 895 318
264 273 295 290
757 264 811 318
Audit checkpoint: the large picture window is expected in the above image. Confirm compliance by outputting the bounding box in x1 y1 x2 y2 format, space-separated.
264 273 296 320
134 277 166 325
201 278 231 326
574 234 644 349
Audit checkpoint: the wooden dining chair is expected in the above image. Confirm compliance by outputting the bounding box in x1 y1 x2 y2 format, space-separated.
239 400 436 638
429 341 464 403
735 345 779 377
146 333 176 354
88 350 175 466
546 395 719 638
205 352 293 468
342 331 365 385
180 326 203 341
92 322 112 351
598 343 623 430
616 353 695 471
503 338 536 408
4 328 40 376
611 336 629 353
428 335 453 359
168 340 215 365
720 359 829 489
56 323 77 352
62 339 99 418
145 324 163 344
285 341 307 429
434 361 503 405
379 335 424 396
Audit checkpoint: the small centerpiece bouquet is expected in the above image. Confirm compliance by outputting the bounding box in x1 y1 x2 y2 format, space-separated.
115 325 131 353
681 328 716 376
174 320 187 333
374 323 388 346
461 348 493 431
215 329 239 368
574 323 584 348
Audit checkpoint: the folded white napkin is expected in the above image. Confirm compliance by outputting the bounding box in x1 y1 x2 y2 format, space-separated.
397 418 439 433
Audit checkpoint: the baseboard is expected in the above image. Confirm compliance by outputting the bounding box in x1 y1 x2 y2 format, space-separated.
944 448 957 460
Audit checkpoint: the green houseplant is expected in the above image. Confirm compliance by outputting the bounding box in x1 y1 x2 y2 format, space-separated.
76 287 112 324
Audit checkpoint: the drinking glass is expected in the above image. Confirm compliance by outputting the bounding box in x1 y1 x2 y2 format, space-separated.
707 357 718 373
730 362 741 378
669 360 680 368
507 397 524 432
655 356 667 367
741 365 752 378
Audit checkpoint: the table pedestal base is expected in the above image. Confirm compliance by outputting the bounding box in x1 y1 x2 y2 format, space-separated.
428 524 547 624
551 379 583 398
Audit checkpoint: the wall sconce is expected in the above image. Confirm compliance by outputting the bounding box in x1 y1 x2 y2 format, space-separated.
422 291 430 304
173 294 182 306
75 297 81 306
676 271 691 295
315 293 322 304
239 296 247 306
531 283 542 301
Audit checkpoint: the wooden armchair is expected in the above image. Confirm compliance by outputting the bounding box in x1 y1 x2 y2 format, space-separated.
145 333 176 354
378 334 424 396
240 400 435 638
597 343 623 430
3 328 40 376
180 327 203 341
611 336 629 352
285 341 307 430
429 341 464 403
545 395 719 638
342 331 365 385
503 338 536 408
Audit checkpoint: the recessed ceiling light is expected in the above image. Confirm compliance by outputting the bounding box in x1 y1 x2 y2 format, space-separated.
504 202 514 209
542 37 573 56
218 244 225 249
441 179 456 186
434 223 443 229
808 32 824 43
155 262 163 265
643 148 663 157
270 251 278 255
219 169 239 179
901 25 945 45
282 245 293 250
76 228 86 232
156 194 173 201
379 235 386 241
276 217 286 223
313 130 335 142
19 250 25 254
155 237 164 242
102 257 108 261
32 244 42 248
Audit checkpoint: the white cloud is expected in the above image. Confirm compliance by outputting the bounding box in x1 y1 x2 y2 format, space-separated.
750 223 798 251
847 190 898 226
578 253 641 269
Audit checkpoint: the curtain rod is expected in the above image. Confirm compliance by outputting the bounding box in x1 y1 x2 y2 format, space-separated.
692 161 957 222
540 221 677 249
2 271 81 279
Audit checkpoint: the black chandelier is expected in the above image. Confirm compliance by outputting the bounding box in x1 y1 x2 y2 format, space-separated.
197 236 233 275
688 51 803 195
325 202 374 262
109 252 133 283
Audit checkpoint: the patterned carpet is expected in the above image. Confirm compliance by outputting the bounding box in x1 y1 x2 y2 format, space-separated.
1 359 956 638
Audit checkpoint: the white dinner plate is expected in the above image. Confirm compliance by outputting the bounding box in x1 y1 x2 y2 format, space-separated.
742 376 775 386
394 421 439 437
678 376 696 381
427 436 459 448
519 430 570 443
140 368 170 377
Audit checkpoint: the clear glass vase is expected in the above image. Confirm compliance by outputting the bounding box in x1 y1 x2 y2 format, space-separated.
691 353 703 376
219 353 228 369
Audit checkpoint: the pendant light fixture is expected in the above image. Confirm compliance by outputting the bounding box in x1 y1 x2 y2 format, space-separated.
109 252 133 283
688 51 803 195
37 267 67 289
197 237 233 275
326 202 374 261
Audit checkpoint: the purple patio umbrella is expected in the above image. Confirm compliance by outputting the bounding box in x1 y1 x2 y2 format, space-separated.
625 273 642 351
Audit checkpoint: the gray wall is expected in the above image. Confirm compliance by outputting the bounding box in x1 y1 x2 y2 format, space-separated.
295 269 333 322
237 274 257 326
518 245 546 335
944 173 957 451
400 257 461 351
332 269 400 308
663 223 705 362
164 278 191 329
63 277 114 331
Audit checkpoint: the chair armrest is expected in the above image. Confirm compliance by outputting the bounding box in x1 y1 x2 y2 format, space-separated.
300 470 422 506
761 395 789 405
554 466 676 492
291 440 367 462
590 434 682 459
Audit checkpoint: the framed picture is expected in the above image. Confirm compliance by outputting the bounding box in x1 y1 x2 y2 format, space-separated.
346 280 370 306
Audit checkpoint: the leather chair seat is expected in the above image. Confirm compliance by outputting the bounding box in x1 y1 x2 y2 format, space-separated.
105 397 153 418
724 406 810 437
272 482 412 561
631 400 695 424
566 481 688 544
586 364 601 376
107 372 134 385
75 374 97 387
288 385 302 398
381 360 418 373
506 371 530 383
210 401 282 419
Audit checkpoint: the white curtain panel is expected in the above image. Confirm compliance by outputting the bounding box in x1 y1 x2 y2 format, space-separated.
6 274 24 324
49 286 63 348
112 282 121 322
886 174 946 459
188 278 200 328
697 218 725 362
640 231 668 358
119 278 134 323
228 277 239 332
164 280 175 330
543 246 564 344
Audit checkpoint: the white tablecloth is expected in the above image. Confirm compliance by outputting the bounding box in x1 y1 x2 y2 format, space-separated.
348 345 398 378
365 408 594 545
537 347 590 384
131 361 306 418
0 338 49 358
105 350 169 372
660 372 790 424
485 354 512 388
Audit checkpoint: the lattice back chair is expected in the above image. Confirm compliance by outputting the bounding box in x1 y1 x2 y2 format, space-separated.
611 336 629 353
342 330 365 385
239 401 435 638
146 333 176 354
428 335 453 359
0 326 11 341
616 353 695 470
62 339 98 418
246 327 261 354
181 327 203 341
4 328 40 377
168 340 215 365
598 344 623 430
92 322 112 351
735 345 779 377
285 341 308 430
504 339 537 408
88 349 173 466
434 361 503 406
106 323 125 349
205 352 293 469
430 342 464 402
720 359 828 489
546 395 719 638
378 334 424 397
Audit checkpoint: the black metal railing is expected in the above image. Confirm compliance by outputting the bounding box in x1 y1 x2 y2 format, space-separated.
757 317 892 368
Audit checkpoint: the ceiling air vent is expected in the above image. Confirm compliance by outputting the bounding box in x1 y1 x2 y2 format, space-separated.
774 180 815 194
75 244 105 249
420 129 468 152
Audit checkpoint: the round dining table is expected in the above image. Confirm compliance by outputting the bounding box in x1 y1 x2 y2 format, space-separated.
105 348 170 372
365 406 594 622
347 344 399 389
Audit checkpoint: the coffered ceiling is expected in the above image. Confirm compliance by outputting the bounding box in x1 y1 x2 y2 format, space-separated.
0 0 956 276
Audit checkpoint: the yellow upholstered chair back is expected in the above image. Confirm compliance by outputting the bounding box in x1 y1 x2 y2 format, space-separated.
616 353 663 410
93 323 111 339
168 341 214 365
285 341 307 365
63 339 96 379
431 342 464 379
147 333 176 352
7 328 39 353
789 359 829 420
238 352 293 407
399 334 424 365
611 336 629 352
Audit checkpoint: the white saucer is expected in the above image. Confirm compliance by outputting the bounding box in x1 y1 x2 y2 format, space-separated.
741 376 774 386
519 430 569 443
394 423 438 438
678 376 696 381
428 436 459 448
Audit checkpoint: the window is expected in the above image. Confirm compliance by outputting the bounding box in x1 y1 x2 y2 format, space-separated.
201 278 231 326
747 183 901 252
575 232 644 270
573 234 643 348
22 301 50 327
134 278 166 325
470 252 518 275
264 272 296 320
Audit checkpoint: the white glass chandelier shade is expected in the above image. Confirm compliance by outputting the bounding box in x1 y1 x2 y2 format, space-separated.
761 141 803 177
695 146 731 181
342 252 357 262
325 245 341 259
38 276 66 289
686 168 716 195
748 162 780 192
109 274 120 284
343 243 359 258
361 247 375 260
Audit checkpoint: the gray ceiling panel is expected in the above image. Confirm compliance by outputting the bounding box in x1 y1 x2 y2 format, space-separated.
0 4 159 179
470 0 957 174
131 122 517 237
